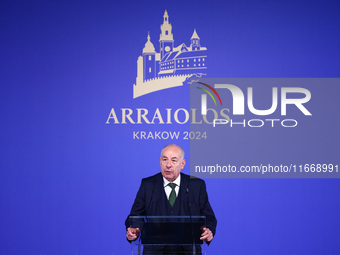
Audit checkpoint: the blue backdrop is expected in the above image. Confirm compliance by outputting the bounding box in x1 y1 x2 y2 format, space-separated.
1 0 339 254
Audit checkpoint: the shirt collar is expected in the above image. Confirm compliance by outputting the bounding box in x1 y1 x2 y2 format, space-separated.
163 174 181 188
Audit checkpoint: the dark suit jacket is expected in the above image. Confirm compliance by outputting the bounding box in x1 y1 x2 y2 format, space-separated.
125 172 217 237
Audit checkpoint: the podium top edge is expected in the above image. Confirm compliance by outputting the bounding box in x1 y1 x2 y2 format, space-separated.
128 216 206 219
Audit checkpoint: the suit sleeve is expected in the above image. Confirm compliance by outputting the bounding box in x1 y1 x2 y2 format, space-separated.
125 180 147 229
199 180 217 237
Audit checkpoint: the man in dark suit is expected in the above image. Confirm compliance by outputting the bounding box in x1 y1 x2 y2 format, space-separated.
125 144 217 254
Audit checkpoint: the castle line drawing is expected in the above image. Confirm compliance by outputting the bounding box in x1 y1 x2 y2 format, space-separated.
133 10 207 98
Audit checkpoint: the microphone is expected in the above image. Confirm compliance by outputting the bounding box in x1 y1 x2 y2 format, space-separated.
145 182 156 219
186 186 196 255
185 187 191 215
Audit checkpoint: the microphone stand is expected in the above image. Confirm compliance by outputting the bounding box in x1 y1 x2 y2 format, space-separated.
186 187 196 255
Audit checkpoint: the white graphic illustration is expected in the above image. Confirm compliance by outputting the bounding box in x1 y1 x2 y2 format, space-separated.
133 10 208 98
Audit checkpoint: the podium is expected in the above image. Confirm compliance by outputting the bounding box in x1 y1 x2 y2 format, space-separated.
128 216 207 255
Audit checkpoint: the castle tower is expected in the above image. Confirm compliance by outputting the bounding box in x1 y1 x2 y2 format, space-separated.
190 29 201 51
142 33 156 81
159 10 174 59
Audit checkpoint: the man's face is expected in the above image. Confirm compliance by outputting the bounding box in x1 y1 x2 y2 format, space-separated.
160 145 185 182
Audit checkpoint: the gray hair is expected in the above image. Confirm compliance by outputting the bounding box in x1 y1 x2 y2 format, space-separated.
160 144 185 160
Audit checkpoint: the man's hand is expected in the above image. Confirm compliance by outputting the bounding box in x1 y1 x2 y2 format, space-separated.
200 227 213 242
126 227 140 241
